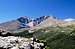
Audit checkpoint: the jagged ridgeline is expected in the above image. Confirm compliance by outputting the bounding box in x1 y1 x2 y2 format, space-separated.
17 16 50 28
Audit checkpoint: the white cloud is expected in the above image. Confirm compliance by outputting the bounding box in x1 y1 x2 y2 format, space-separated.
64 18 75 21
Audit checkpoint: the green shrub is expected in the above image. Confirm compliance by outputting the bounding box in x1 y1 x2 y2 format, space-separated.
15 30 33 38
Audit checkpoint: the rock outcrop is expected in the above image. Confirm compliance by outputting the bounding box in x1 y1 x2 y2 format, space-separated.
0 29 45 49
0 36 45 49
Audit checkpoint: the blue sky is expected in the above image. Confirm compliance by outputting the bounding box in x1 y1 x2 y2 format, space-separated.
0 0 75 23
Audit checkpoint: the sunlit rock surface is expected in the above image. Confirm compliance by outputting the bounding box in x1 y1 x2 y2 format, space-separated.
0 36 45 49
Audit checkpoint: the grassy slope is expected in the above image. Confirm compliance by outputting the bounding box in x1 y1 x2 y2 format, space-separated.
34 26 75 49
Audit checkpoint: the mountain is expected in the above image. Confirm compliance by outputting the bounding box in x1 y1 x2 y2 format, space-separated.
1 16 75 49
0 16 75 32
